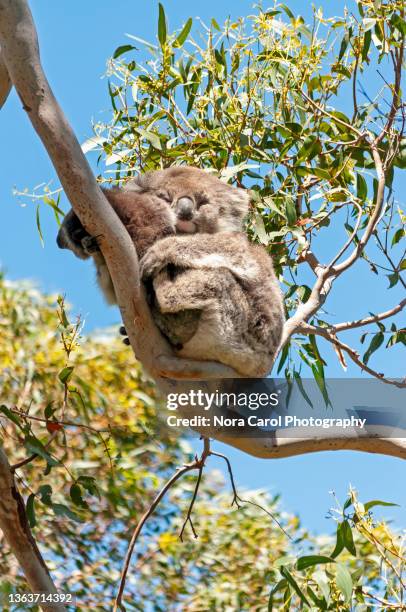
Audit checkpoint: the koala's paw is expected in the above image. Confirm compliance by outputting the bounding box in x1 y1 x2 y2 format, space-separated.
119 325 131 346
140 246 168 279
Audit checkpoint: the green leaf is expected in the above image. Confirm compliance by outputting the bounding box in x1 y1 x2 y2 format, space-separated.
296 555 334 571
25 437 59 467
26 493 36 528
59 366 74 384
280 566 310 606
297 135 321 161
252 213 269 245
174 18 192 47
38 484 52 506
70 483 88 508
36 204 44 248
52 503 83 523
211 18 220 31
312 168 331 180
293 372 313 408
338 34 349 61
391 228 405 246
364 499 399 512
280 3 294 19
0 404 23 428
311 364 330 406
44 402 55 420
78 475 101 499
268 579 287 611
331 522 345 558
136 128 162 151
113 45 136 59
343 497 352 510
362 332 384 365
391 14 406 36
356 173 367 200
335 564 353 603
277 343 289 374
158 3 167 47
342 520 356 556
285 198 297 226
362 30 372 61
386 272 399 288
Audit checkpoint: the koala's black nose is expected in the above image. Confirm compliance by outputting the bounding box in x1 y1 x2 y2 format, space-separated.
175 196 194 221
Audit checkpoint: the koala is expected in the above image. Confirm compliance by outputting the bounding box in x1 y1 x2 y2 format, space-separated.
57 167 250 305
57 167 284 376
140 233 285 377
129 166 250 235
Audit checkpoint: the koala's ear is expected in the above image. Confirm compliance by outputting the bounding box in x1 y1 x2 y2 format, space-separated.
123 177 143 192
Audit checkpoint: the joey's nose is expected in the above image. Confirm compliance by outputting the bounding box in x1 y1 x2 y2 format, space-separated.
175 196 194 220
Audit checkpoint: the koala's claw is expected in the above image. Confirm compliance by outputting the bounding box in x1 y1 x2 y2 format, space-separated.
119 325 131 345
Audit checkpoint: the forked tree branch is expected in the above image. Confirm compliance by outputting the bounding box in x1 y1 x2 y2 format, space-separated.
0 448 67 611
299 322 406 389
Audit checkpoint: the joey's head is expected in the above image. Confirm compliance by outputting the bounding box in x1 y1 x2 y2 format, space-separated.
56 209 99 260
127 166 250 235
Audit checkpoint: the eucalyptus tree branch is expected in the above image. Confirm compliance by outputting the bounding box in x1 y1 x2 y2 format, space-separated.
301 90 364 137
331 141 386 277
375 37 404 148
333 298 406 332
0 448 67 611
299 322 406 389
0 45 11 108
279 266 333 348
219 431 406 460
327 201 363 268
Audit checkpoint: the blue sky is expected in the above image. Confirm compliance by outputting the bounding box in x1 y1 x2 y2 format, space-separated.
0 1 405 533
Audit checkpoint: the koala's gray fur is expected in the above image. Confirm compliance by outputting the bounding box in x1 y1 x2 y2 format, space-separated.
140 233 285 377
129 166 250 235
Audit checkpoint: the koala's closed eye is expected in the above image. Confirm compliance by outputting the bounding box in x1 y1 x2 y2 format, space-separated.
196 194 209 208
156 190 172 203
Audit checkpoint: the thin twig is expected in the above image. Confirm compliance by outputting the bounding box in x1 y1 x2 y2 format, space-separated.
179 438 211 541
210 451 291 539
333 299 406 332
328 201 363 268
375 36 404 147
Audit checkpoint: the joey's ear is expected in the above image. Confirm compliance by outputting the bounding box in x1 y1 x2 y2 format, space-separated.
122 177 143 192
